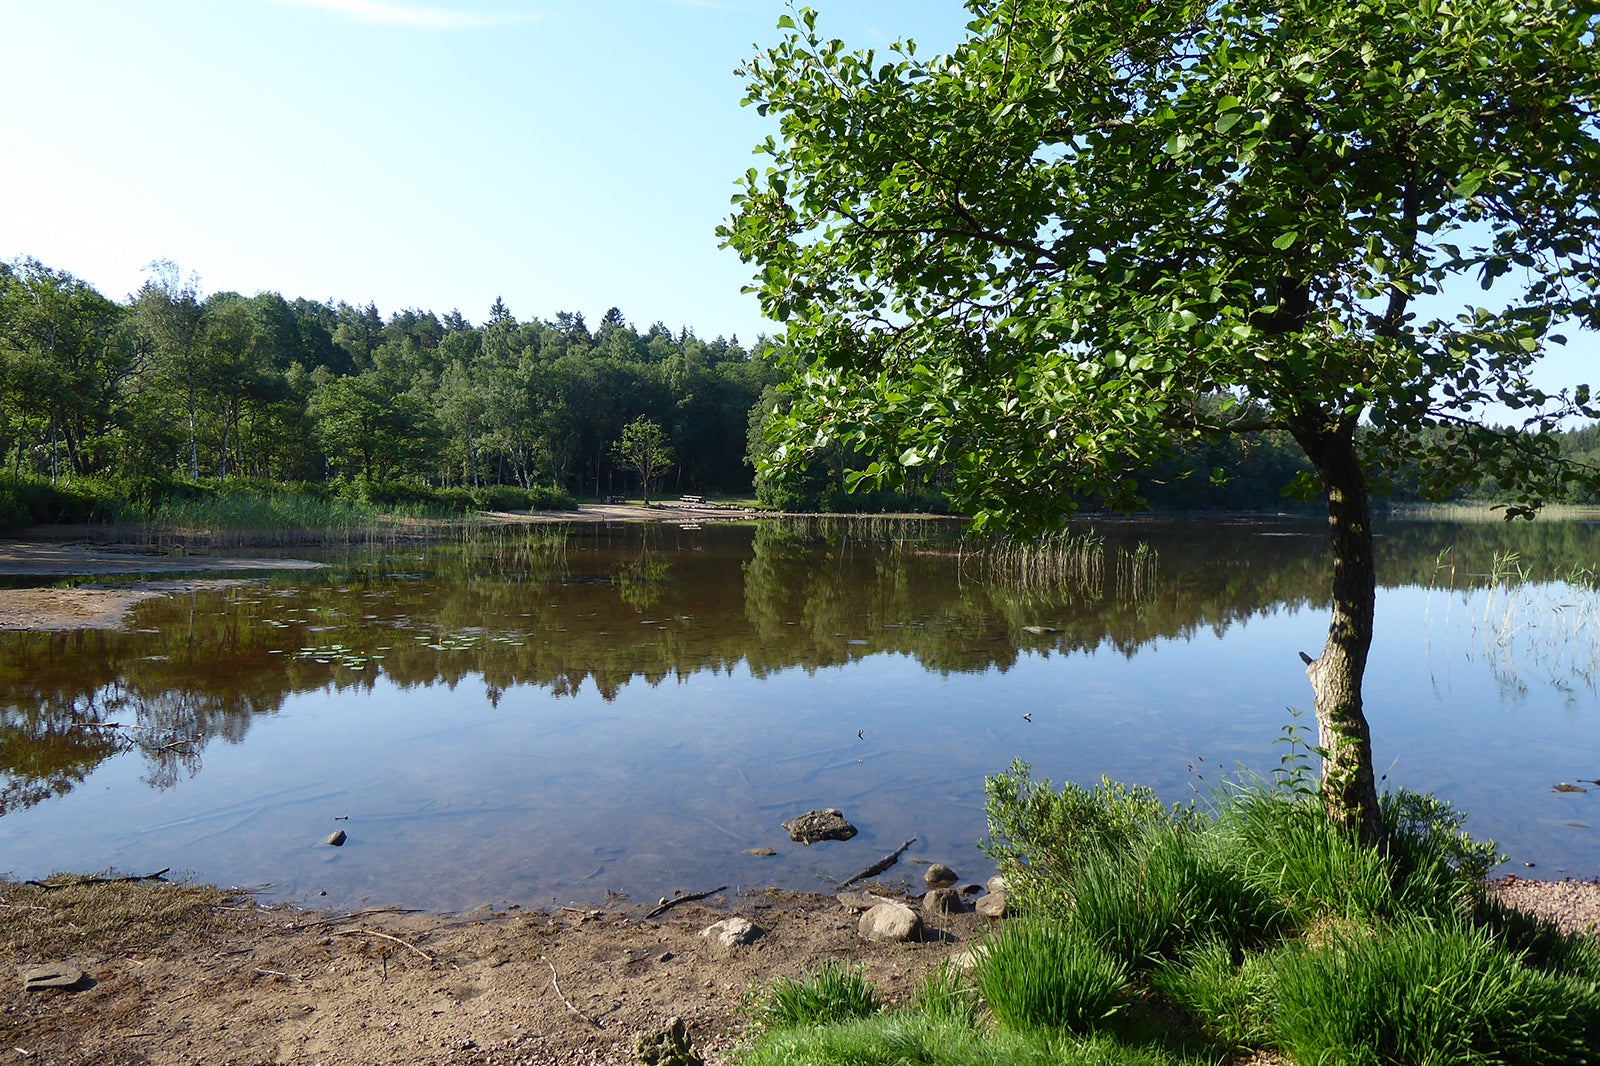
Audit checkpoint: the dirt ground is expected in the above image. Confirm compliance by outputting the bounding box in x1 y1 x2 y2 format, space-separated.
3 874 1599 1066
1 877 984 1066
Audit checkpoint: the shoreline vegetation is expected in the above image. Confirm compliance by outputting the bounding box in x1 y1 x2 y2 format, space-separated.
4 785 1598 1065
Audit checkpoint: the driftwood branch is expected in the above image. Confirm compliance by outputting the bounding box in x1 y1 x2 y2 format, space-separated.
644 885 729 920
547 959 601 1027
25 868 170 891
837 839 917 889
331 928 434 962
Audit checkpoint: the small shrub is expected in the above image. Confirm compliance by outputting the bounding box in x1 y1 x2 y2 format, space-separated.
1272 918 1600 1065
754 962 882 1031
1149 939 1276 1053
975 918 1129 1034
981 759 1182 916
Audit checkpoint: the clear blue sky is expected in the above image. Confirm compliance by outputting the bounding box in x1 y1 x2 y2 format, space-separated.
0 0 1590 406
0 0 960 341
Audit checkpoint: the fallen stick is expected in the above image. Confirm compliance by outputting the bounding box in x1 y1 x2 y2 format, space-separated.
837 839 917 889
25 868 170 890
332 928 434 962
547 959 600 1027
643 885 728 920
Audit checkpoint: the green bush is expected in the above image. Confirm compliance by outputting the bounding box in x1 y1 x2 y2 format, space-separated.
0 485 28 532
1272 918 1600 1065
975 919 1129 1034
981 759 1185 917
752 962 883 1031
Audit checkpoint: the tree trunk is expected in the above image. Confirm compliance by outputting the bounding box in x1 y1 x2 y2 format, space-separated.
1291 419 1384 845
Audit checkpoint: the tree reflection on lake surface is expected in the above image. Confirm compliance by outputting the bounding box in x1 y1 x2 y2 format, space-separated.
2 516 1598 909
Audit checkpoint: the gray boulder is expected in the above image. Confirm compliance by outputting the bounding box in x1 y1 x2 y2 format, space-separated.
859 901 921 943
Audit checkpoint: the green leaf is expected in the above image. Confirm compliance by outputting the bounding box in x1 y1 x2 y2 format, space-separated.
1272 231 1298 250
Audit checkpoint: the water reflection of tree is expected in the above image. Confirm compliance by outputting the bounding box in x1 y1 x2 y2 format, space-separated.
3 517 1597 811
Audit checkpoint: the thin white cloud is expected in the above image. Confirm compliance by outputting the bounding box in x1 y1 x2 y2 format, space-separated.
263 0 542 30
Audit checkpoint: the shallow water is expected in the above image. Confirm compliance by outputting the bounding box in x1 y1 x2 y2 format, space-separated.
2 516 1598 911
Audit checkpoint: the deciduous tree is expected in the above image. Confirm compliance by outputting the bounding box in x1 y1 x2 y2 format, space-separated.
723 0 1600 840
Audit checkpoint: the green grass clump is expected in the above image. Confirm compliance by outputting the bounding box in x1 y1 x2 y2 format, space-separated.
906 960 980 1026
1068 823 1282 969
1149 939 1276 1053
1272 918 1600 1065
735 1014 1201 1066
753 962 883 1031
975 919 1129 1034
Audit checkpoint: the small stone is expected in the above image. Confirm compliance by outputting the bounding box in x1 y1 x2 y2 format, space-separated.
975 890 1008 919
859 901 921 943
744 847 778 857
1554 782 1589 793
1023 625 1061 635
634 1016 706 1066
325 830 347 847
700 917 763 949
20 965 90 992
781 808 857 845
924 863 958 889
921 887 966 918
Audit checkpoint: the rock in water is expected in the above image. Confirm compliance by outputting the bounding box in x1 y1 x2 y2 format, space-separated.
326 829 347 847
781 808 857 844
635 1016 706 1066
700 917 763 949
924 863 958 888
859 901 921 943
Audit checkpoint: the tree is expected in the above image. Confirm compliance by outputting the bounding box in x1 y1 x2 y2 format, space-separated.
723 0 1600 841
612 415 674 505
134 260 206 480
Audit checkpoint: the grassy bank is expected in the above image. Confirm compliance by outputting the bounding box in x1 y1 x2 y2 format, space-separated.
737 761 1600 1066
0 474 576 543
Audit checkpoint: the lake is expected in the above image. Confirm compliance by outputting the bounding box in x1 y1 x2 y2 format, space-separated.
2 514 1598 912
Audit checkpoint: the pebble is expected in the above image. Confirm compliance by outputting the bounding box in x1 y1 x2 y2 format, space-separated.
325 830 347 847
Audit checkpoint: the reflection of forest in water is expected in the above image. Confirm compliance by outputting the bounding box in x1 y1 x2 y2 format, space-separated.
4 515 1598 817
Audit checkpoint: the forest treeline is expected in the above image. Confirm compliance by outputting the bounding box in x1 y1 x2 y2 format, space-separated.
2 256 1597 526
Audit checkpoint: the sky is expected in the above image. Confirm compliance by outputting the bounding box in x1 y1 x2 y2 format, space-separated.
0 0 1591 405
0 0 963 342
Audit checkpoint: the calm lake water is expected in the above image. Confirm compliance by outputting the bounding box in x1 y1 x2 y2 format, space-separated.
3 516 1598 912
